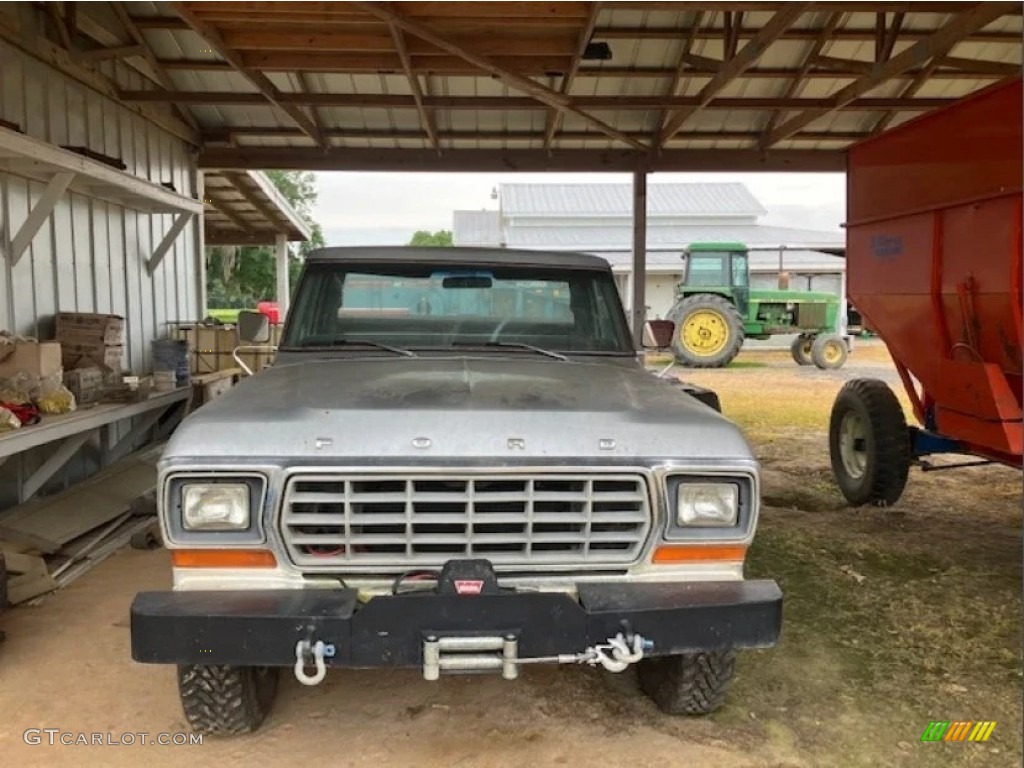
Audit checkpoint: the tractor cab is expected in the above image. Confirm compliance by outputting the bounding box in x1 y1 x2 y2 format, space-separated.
679 242 751 315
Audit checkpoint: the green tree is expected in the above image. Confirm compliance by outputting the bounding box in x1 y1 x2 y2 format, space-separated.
409 230 453 247
206 171 325 307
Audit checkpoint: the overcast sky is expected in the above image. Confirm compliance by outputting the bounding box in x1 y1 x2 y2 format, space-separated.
314 171 847 247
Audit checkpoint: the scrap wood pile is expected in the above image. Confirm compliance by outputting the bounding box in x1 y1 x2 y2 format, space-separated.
0 445 162 606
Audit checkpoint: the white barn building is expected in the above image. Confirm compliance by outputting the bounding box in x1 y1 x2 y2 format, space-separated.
453 183 846 323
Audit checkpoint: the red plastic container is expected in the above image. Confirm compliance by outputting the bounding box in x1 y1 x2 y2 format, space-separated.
256 300 280 325
846 77 1023 466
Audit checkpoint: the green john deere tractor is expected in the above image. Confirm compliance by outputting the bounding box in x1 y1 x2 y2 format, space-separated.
665 242 848 369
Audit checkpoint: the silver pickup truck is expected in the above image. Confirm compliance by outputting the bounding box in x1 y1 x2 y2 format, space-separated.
131 247 781 734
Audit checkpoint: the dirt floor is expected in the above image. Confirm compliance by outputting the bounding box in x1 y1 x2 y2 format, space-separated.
1 341 1020 767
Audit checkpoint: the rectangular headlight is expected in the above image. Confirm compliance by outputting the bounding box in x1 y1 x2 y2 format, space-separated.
182 483 250 530
677 483 739 527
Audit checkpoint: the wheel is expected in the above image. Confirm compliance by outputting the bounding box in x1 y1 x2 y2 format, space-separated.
790 335 814 366
636 650 736 715
177 665 279 735
811 333 848 369
666 295 745 368
829 379 911 506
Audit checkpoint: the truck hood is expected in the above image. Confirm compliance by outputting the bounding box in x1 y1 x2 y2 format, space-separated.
165 356 754 463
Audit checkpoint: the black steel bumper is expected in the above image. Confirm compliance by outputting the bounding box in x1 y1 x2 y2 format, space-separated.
131 580 782 667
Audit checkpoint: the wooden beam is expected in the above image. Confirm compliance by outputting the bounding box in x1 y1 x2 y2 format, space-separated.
724 11 744 60
388 20 440 152
205 127 873 143
198 146 846 174
352 2 648 151
170 3 325 147
592 25 1020 43
221 172 287 226
154 56 1017 80
543 1 601 151
8 172 75 265
653 9 706 146
761 12 842 142
147 212 193 274
659 3 810 147
78 44 146 62
21 432 93 502
879 11 905 62
206 199 256 234
812 54 872 74
110 2 199 132
119 91 954 110
761 3 1016 148
938 55 1022 76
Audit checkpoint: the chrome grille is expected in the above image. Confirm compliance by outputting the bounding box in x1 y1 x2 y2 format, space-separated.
280 473 651 569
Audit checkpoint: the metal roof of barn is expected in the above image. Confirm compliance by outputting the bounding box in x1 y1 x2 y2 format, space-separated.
500 182 767 217
19 2 1019 173
202 170 312 245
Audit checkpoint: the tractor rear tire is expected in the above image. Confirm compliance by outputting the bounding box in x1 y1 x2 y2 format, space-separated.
790 335 814 366
829 379 911 506
667 295 745 368
178 664 279 735
811 334 848 369
637 650 736 715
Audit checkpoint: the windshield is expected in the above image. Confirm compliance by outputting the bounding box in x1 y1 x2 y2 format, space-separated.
281 261 634 355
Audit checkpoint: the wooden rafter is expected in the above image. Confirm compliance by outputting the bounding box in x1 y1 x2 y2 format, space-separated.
220 173 286 227
658 3 809 147
151 56 1016 80
351 1 647 151
171 2 325 148
761 3 1016 148
110 3 199 132
543 1 601 151
78 44 147 63
652 10 705 146
387 20 440 152
205 198 255 234
118 90 955 111
197 146 847 173
761 11 842 142
724 11 745 59
876 11 905 62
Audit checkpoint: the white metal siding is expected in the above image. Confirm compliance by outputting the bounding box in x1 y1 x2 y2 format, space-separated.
0 36 201 508
0 40 200 372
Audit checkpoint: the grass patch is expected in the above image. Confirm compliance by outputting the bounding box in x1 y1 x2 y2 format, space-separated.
206 308 243 323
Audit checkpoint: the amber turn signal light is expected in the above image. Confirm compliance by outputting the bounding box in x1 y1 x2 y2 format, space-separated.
651 544 747 564
171 549 277 568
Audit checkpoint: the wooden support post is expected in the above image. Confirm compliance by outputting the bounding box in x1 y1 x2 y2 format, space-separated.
8 172 75 265
275 232 290 321
147 211 193 274
631 171 647 347
20 431 93 502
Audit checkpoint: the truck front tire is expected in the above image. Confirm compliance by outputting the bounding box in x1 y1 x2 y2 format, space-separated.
636 650 736 715
177 664 279 735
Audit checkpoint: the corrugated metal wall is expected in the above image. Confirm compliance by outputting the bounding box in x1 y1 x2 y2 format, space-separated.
0 40 201 370
0 23 202 509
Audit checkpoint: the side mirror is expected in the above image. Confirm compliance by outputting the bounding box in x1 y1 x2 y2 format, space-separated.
237 310 271 344
643 320 675 350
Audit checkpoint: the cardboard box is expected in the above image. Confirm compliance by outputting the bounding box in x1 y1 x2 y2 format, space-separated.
61 343 123 372
63 366 104 406
55 312 124 346
0 341 62 378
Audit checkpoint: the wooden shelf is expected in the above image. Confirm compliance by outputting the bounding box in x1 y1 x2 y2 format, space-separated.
0 126 203 215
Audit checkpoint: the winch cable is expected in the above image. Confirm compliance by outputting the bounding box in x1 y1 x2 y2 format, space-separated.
391 569 441 595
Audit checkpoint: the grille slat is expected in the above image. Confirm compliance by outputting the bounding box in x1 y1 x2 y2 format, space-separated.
281 473 651 569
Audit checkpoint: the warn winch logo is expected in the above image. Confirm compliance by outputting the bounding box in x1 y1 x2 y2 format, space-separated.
454 580 484 595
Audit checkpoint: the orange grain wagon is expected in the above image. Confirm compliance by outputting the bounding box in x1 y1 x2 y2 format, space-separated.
830 77 1022 506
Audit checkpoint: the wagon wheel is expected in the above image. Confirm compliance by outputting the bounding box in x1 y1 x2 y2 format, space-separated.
667 295 744 368
790 335 814 366
811 334 848 369
829 379 911 506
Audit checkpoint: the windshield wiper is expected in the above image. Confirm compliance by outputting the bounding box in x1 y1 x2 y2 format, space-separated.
450 341 569 362
287 340 417 357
